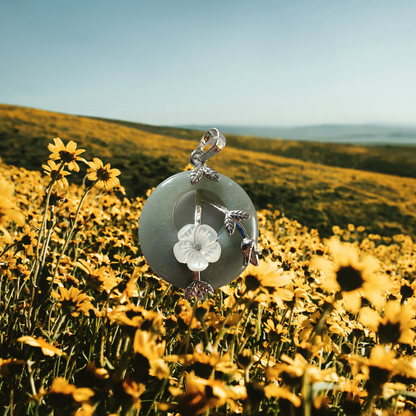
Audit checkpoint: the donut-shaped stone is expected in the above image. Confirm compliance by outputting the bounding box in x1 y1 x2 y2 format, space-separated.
138 171 258 289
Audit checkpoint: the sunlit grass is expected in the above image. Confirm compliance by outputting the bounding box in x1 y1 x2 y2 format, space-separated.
2 104 416 239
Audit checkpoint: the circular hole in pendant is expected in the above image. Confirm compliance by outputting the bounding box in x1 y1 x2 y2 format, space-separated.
173 190 225 232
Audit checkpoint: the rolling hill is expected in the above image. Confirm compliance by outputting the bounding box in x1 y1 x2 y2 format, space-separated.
87 115 416 179
1 103 416 238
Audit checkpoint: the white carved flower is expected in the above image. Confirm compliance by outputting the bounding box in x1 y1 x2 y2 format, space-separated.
173 224 221 272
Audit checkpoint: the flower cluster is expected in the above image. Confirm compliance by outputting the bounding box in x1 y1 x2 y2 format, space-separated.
0 137 415 415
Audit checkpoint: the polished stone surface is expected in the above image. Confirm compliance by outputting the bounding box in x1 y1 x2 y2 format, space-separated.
139 171 259 289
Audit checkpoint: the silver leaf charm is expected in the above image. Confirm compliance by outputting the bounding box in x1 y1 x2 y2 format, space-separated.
203 165 220 182
229 210 250 222
184 280 214 301
223 210 250 235
190 166 204 184
190 164 220 184
224 215 237 235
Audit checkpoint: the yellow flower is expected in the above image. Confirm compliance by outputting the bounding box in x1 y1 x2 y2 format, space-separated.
264 319 290 345
47 137 86 172
51 286 94 317
311 236 391 312
74 259 120 293
133 330 170 379
111 378 145 411
0 178 25 228
240 261 294 307
264 383 301 407
42 159 70 188
0 358 25 375
45 377 94 408
16 224 37 256
165 343 238 378
267 353 338 388
359 301 416 345
107 304 165 336
175 371 230 416
87 158 121 190
17 336 64 357
391 278 416 305
351 345 396 395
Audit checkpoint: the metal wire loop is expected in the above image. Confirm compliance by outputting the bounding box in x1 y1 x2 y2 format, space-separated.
190 128 226 167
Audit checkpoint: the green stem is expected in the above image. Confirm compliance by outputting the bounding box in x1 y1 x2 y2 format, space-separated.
151 285 171 311
52 314 66 340
32 162 66 287
213 289 250 351
35 181 98 312
0 242 19 259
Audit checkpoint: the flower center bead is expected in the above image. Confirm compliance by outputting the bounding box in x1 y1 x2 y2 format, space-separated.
193 243 202 251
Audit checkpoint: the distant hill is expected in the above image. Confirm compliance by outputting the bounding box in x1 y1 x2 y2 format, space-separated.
87 115 416 179
181 124 416 145
2 103 416 238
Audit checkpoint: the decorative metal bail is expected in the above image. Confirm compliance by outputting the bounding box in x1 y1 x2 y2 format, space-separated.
189 128 225 185
190 128 226 167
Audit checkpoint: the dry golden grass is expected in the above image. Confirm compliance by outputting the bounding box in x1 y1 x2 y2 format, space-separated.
1 103 416 238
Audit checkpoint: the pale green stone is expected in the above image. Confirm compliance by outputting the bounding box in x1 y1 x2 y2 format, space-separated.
139 171 259 290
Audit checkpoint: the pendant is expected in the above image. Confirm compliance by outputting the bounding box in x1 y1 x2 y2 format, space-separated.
138 128 260 301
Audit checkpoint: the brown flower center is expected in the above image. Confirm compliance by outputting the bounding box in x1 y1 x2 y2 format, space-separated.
59 150 76 163
400 284 414 303
96 167 112 182
245 274 260 291
368 366 391 388
20 235 32 245
336 265 364 292
377 321 401 344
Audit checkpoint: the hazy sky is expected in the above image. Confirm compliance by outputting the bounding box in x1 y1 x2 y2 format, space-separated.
1 0 415 126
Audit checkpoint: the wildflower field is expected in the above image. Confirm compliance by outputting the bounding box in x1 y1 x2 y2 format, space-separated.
1 132 416 416
2 104 416 239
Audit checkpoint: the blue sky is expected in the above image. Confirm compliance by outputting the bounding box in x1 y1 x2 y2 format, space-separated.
1 0 415 126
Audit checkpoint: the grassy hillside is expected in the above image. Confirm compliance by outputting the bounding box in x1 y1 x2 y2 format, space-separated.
89 115 416 179
1 103 416 238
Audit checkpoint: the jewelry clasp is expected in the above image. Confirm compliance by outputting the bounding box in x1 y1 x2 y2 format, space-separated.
190 128 226 167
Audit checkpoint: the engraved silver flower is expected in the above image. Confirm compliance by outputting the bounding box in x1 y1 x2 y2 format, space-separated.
173 224 221 272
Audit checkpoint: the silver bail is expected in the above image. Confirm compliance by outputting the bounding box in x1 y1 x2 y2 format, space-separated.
190 128 226 167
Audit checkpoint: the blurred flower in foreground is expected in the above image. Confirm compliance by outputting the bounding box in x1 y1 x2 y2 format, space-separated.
267 353 338 388
48 137 86 172
311 237 391 312
133 329 170 379
0 178 25 242
176 371 230 416
43 377 94 409
0 358 25 376
18 336 64 357
351 345 396 395
111 378 145 411
87 158 121 190
359 301 416 345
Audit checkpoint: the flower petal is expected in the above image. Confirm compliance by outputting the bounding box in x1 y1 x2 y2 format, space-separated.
187 251 209 272
177 224 196 243
173 241 194 264
201 241 221 263
194 224 217 246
